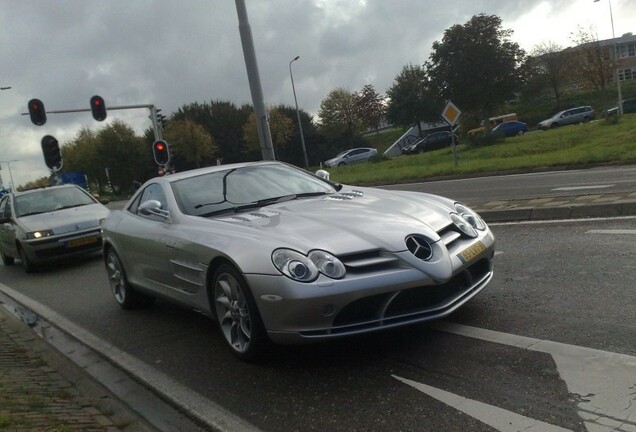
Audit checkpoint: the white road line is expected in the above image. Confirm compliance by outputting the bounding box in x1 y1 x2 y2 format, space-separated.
586 229 636 235
433 322 636 432
490 215 636 226
552 185 614 191
393 375 572 432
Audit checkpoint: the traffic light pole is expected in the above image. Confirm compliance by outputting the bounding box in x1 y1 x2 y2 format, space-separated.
22 104 163 141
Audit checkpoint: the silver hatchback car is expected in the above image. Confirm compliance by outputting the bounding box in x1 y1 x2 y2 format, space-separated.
537 106 595 130
0 185 110 272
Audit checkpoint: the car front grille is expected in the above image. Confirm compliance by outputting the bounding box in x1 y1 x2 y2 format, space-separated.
34 237 103 258
300 258 492 338
338 249 402 274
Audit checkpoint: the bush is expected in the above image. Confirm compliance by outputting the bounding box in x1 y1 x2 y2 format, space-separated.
465 133 505 148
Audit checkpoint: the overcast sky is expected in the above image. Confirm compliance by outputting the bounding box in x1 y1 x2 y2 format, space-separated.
1 0 633 188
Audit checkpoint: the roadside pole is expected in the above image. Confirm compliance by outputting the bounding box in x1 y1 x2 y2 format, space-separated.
441 101 462 167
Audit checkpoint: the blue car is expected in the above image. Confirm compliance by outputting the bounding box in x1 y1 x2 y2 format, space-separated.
491 121 528 137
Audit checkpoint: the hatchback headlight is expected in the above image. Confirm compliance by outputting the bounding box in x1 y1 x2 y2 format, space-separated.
454 203 486 231
272 248 346 282
26 230 54 239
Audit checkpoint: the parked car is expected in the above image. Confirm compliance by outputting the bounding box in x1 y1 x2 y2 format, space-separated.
102 161 495 360
402 131 459 154
605 98 636 116
324 147 377 167
537 106 595 130
491 121 528 137
0 184 110 272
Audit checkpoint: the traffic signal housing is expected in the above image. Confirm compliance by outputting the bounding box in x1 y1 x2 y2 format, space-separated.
152 140 170 165
41 135 62 170
28 99 47 126
90 95 107 121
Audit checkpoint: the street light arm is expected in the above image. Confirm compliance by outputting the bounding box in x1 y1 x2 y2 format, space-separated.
289 56 309 168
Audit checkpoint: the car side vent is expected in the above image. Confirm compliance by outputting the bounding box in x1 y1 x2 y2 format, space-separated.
327 195 353 201
340 190 364 198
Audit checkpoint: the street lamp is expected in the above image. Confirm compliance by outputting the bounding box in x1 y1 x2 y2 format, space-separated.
289 56 309 168
0 86 11 91
0 160 18 191
594 0 623 115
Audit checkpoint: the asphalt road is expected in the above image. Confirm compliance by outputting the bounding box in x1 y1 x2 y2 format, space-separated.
1 217 634 431
379 165 636 203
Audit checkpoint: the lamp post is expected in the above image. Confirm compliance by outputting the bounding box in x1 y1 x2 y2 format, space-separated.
289 56 309 168
0 160 18 191
594 0 623 115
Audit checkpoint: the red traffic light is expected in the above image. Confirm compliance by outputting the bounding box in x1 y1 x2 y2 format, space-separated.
90 95 107 121
152 140 170 165
28 98 47 126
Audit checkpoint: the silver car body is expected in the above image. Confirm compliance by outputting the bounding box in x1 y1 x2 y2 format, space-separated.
537 105 595 130
102 162 495 344
324 147 377 167
0 185 110 268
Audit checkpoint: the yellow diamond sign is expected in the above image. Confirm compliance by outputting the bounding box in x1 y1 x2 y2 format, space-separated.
442 101 461 126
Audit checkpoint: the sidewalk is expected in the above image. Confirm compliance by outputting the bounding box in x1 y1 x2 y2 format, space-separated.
1 191 635 432
470 191 636 222
0 305 157 432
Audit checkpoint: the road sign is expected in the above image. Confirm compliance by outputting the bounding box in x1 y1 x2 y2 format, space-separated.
442 101 461 126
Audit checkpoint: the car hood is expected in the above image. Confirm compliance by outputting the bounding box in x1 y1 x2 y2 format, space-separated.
202 187 457 255
18 204 110 234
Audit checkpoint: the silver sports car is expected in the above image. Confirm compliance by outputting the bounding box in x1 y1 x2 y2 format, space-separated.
102 161 495 360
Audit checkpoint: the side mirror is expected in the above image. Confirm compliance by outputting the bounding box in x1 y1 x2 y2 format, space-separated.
99 198 110 205
315 169 330 180
0 216 10 224
139 199 169 219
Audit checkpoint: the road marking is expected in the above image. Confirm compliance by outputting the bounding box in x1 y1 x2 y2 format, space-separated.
393 375 572 432
491 215 636 226
552 185 614 191
433 322 636 432
586 229 636 235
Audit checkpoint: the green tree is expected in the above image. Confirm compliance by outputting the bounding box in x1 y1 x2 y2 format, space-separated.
427 14 526 121
355 84 385 134
318 88 361 138
242 107 293 162
529 41 568 108
164 120 218 171
569 26 614 92
385 64 442 134
172 101 252 163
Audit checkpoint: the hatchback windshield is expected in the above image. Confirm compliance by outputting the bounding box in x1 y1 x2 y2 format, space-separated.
171 164 336 217
15 187 96 217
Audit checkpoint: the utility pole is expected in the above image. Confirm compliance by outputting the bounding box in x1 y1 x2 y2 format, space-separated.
235 0 275 161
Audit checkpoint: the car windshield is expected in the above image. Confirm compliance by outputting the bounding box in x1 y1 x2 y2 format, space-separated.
14 187 96 217
171 163 336 217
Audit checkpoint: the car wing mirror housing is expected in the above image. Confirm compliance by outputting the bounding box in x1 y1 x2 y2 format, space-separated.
315 169 330 180
138 199 170 219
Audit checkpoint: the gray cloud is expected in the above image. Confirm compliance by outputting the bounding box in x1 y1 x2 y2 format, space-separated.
1 0 633 187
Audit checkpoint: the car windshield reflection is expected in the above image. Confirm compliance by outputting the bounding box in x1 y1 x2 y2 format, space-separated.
14 187 96 217
171 163 335 217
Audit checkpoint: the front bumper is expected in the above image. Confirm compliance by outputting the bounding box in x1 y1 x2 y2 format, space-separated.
21 228 103 263
246 233 495 344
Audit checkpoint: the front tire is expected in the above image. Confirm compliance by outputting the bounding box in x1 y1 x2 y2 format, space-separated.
337 162 345 167
105 249 150 309
212 264 269 361
517 130 525 136
1 250 14 266
18 246 35 273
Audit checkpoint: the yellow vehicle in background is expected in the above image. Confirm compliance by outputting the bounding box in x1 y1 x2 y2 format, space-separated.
468 113 518 136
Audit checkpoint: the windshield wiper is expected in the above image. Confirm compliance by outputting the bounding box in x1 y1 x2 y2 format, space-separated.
201 193 328 217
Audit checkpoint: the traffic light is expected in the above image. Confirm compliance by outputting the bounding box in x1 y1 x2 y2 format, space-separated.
28 99 47 126
90 95 107 121
152 140 170 165
41 135 62 170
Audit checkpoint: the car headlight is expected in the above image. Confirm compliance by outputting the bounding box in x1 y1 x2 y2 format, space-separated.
272 249 319 282
308 250 346 279
454 203 486 231
26 230 54 239
450 213 478 238
272 249 346 282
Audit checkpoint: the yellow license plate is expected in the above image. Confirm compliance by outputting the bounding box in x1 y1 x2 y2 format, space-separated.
458 241 486 263
67 236 97 248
